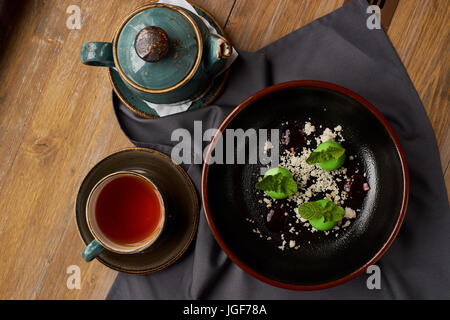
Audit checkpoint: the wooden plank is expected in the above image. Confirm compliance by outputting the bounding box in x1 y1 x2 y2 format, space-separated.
0 0 134 300
193 0 237 28
224 0 345 52
387 0 449 171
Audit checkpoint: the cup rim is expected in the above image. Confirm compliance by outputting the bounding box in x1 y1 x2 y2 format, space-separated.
85 170 166 255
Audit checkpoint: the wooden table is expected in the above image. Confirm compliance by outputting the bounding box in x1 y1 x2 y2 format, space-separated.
0 0 447 299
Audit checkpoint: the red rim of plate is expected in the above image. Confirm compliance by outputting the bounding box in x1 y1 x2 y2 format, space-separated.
201 80 409 291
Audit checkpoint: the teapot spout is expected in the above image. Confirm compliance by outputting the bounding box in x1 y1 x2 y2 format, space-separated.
206 35 232 75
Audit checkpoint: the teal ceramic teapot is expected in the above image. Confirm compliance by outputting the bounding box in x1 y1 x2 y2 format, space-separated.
81 3 232 105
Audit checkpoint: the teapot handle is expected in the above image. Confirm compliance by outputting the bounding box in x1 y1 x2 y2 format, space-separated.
214 38 232 60
206 35 232 75
81 42 115 67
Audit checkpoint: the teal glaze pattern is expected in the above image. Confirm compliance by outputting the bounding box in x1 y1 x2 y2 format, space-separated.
81 42 114 67
111 67 228 117
81 3 231 106
81 239 104 262
117 7 198 90
109 6 229 118
206 36 228 76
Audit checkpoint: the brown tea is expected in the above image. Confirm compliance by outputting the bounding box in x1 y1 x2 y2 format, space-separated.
95 175 163 245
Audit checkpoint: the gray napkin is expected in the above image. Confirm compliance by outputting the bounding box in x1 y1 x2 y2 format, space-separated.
107 0 449 299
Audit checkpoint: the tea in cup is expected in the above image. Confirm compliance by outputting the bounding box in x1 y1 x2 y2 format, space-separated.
82 171 165 262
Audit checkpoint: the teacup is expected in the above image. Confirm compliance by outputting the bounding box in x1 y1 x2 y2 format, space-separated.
82 171 165 262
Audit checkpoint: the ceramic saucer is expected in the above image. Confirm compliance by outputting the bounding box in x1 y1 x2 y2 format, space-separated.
76 148 199 274
109 4 230 118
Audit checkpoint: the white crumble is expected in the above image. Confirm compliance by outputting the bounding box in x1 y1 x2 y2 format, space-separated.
319 128 337 143
263 198 272 208
344 207 357 219
278 240 287 251
290 156 302 167
304 122 316 135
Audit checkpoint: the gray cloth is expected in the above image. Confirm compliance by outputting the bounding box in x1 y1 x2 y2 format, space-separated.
107 0 449 299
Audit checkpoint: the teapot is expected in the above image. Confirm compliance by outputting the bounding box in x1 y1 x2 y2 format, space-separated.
81 3 232 105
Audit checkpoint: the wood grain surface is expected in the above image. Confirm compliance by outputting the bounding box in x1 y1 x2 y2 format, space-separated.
0 0 447 299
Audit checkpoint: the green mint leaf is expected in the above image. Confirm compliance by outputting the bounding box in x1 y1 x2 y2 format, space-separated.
299 199 345 222
298 202 323 221
331 205 345 222
321 201 345 222
255 172 298 198
306 145 345 165
255 173 282 192
281 176 298 196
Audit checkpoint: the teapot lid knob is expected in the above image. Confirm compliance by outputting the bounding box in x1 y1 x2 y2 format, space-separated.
134 26 169 63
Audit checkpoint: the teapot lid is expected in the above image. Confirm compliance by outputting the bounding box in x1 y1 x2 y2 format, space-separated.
113 4 202 93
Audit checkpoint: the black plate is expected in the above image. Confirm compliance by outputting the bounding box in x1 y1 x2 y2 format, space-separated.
202 81 408 290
